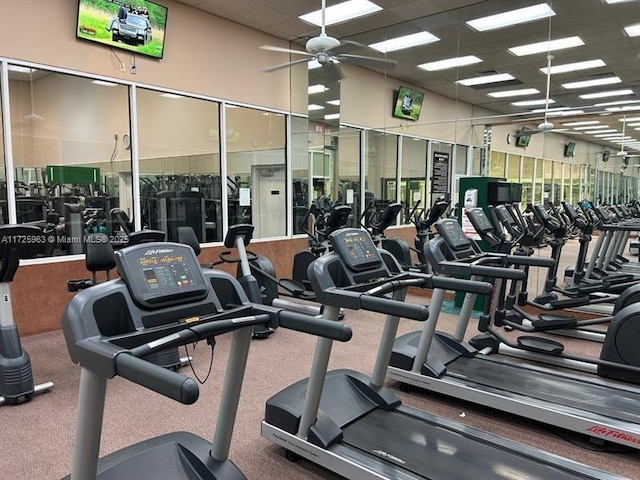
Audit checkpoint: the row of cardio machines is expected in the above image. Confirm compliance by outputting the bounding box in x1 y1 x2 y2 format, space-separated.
388 204 640 453
59 217 625 478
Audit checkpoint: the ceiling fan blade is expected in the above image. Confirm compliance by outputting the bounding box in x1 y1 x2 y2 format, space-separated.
262 57 312 73
327 39 368 55
260 45 313 56
323 61 344 81
336 53 397 71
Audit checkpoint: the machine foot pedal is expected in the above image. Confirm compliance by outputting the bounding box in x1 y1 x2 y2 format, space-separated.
532 315 578 330
517 336 564 355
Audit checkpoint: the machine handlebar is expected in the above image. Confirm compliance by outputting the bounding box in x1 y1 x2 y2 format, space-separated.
278 310 352 342
115 353 200 405
359 294 429 321
430 276 494 295
469 264 525 280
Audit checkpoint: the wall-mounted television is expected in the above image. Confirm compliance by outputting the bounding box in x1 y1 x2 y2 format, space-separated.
515 128 532 148
393 86 425 121
76 0 168 60
564 141 576 157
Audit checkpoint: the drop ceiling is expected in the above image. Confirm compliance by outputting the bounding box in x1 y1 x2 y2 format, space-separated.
175 0 640 153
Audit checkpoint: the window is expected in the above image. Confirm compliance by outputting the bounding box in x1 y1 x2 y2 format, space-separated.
225 106 286 238
137 88 221 243
9 66 131 256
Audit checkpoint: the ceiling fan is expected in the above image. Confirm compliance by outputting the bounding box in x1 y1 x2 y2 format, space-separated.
612 115 640 159
260 0 397 81
507 54 555 144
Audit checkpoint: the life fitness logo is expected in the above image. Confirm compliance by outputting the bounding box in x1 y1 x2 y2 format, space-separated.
586 425 640 444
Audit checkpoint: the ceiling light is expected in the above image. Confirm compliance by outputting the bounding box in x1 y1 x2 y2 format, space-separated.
92 80 118 87
466 3 555 32
588 129 619 134
540 59 606 75
562 76 621 89
308 104 324 110
532 106 570 113
511 98 555 106
369 32 439 53
620 117 640 122
573 125 610 130
607 105 640 111
327 99 340 106
603 0 635 3
159 93 183 98
299 0 382 27
550 128 568 132
543 109 585 117
488 88 540 98
457 73 515 86
418 55 482 71
308 84 329 94
324 113 340 120
628 122 640 127
580 89 634 99
508 36 584 56
8 65 37 74
624 23 640 37
562 120 600 126
594 99 640 107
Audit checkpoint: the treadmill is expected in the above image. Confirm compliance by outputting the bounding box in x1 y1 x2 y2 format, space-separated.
61 241 351 480
390 218 640 452
262 227 622 479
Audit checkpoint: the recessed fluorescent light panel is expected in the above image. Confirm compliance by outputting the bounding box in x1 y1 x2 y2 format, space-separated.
543 109 585 117
588 129 618 134
327 99 340 106
299 0 382 27
308 104 324 110
607 105 640 111
457 73 515 86
308 84 328 94
511 98 556 106
624 24 640 37
92 80 118 87
418 55 482 71
604 0 635 3
160 93 183 98
562 121 600 126
580 88 634 99
488 88 540 98
369 31 439 53
324 113 340 120
508 36 584 56
594 99 640 107
466 3 555 32
562 76 621 89
8 65 37 74
573 125 609 130
540 59 606 75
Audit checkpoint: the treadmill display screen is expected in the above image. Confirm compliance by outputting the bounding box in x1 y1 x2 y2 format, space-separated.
329 229 382 272
435 219 470 251
116 243 209 309
466 208 493 233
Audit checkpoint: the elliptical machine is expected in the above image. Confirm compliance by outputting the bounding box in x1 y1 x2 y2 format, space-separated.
0 225 54 405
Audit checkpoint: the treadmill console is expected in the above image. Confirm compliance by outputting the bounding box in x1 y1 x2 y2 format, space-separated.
115 242 209 309
435 219 470 251
465 208 493 233
329 228 382 272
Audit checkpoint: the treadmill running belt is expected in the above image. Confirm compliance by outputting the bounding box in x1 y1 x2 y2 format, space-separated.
449 356 640 425
342 409 591 479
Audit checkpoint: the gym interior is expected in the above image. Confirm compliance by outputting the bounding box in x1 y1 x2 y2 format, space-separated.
2 0 640 479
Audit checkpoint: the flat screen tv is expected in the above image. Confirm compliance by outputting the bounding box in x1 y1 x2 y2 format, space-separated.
76 0 168 60
515 128 532 148
393 86 425 121
564 141 576 157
